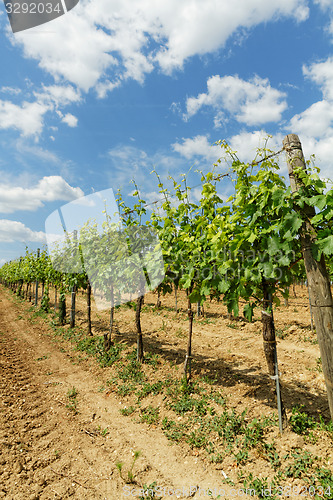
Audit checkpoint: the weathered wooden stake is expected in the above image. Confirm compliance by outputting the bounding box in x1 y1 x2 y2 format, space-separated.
136 294 144 362
35 248 40 306
87 283 92 336
262 279 288 431
284 133 333 420
306 280 315 334
184 289 194 383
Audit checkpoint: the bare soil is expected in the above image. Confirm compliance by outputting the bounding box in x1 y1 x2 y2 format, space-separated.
0 284 332 499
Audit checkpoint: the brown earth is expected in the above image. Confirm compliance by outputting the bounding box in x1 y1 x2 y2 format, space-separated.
0 284 332 499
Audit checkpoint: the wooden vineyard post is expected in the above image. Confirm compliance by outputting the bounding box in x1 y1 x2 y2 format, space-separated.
262 278 288 432
54 286 57 312
35 248 40 306
306 280 315 334
103 284 114 351
136 294 144 362
283 134 333 420
87 283 92 336
69 230 78 329
70 284 76 328
184 288 194 384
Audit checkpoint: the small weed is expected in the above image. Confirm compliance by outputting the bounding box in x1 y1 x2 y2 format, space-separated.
315 467 333 491
139 482 158 499
289 406 316 434
242 418 264 448
120 406 136 416
261 443 281 470
175 328 185 338
144 352 160 368
201 375 218 385
303 335 318 345
208 390 226 407
136 381 164 400
283 449 315 479
66 386 78 414
242 473 281 499
227 323 238 329
117 382 137 397
116 450 141 484
67 386 78 398
169 393 195 415
36 354 49 361
234 448 249 465
117 360 145 383
140 405 160 425
209 452 225 464
316 357 323 373
162 417 186 442
186 429 208 448
276 328 288 339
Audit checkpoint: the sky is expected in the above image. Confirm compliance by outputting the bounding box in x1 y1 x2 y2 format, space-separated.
0 0 333 266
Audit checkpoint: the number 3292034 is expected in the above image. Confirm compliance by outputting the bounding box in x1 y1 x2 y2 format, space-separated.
5 3 62 15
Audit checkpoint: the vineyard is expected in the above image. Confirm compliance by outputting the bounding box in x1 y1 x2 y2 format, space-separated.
1 136 333 498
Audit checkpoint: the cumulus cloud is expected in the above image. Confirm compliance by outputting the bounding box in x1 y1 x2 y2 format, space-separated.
0 220 46 243
228 131 283 163
61 113 78 127
0 176 84 214
34 84 82 107
303 57 333 101
0 83 81 137
0 100 50 136
9 0 309 93
289 100 333 138
172 135 221 162
286 56 333 180
185 75 288 126
299 135 333 183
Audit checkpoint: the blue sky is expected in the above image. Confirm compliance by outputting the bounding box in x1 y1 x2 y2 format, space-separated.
0 0 333 265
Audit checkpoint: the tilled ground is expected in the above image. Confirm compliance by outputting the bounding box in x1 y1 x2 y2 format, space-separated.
0 288 227 499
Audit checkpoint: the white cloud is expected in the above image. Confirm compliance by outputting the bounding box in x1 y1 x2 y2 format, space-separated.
185 75 288 126
0 83 81 137
303 57 333 101
293 134 333 183
0 220 46 243
314 0 333 34
289 100 333 138
0 100 50 136
16 140 61 164
172 135 221 162
228 131 283 164
9 0 309 93
61 113 78 127
34 84 82 107
285 55 333 180
0 86 21 95
0 176 84 214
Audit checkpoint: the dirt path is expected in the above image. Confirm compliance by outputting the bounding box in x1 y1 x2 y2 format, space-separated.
0 288 228 499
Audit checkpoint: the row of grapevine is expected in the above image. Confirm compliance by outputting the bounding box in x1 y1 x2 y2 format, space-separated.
1 136 333 424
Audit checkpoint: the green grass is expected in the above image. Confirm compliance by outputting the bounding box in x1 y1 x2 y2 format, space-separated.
140 405 160 425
